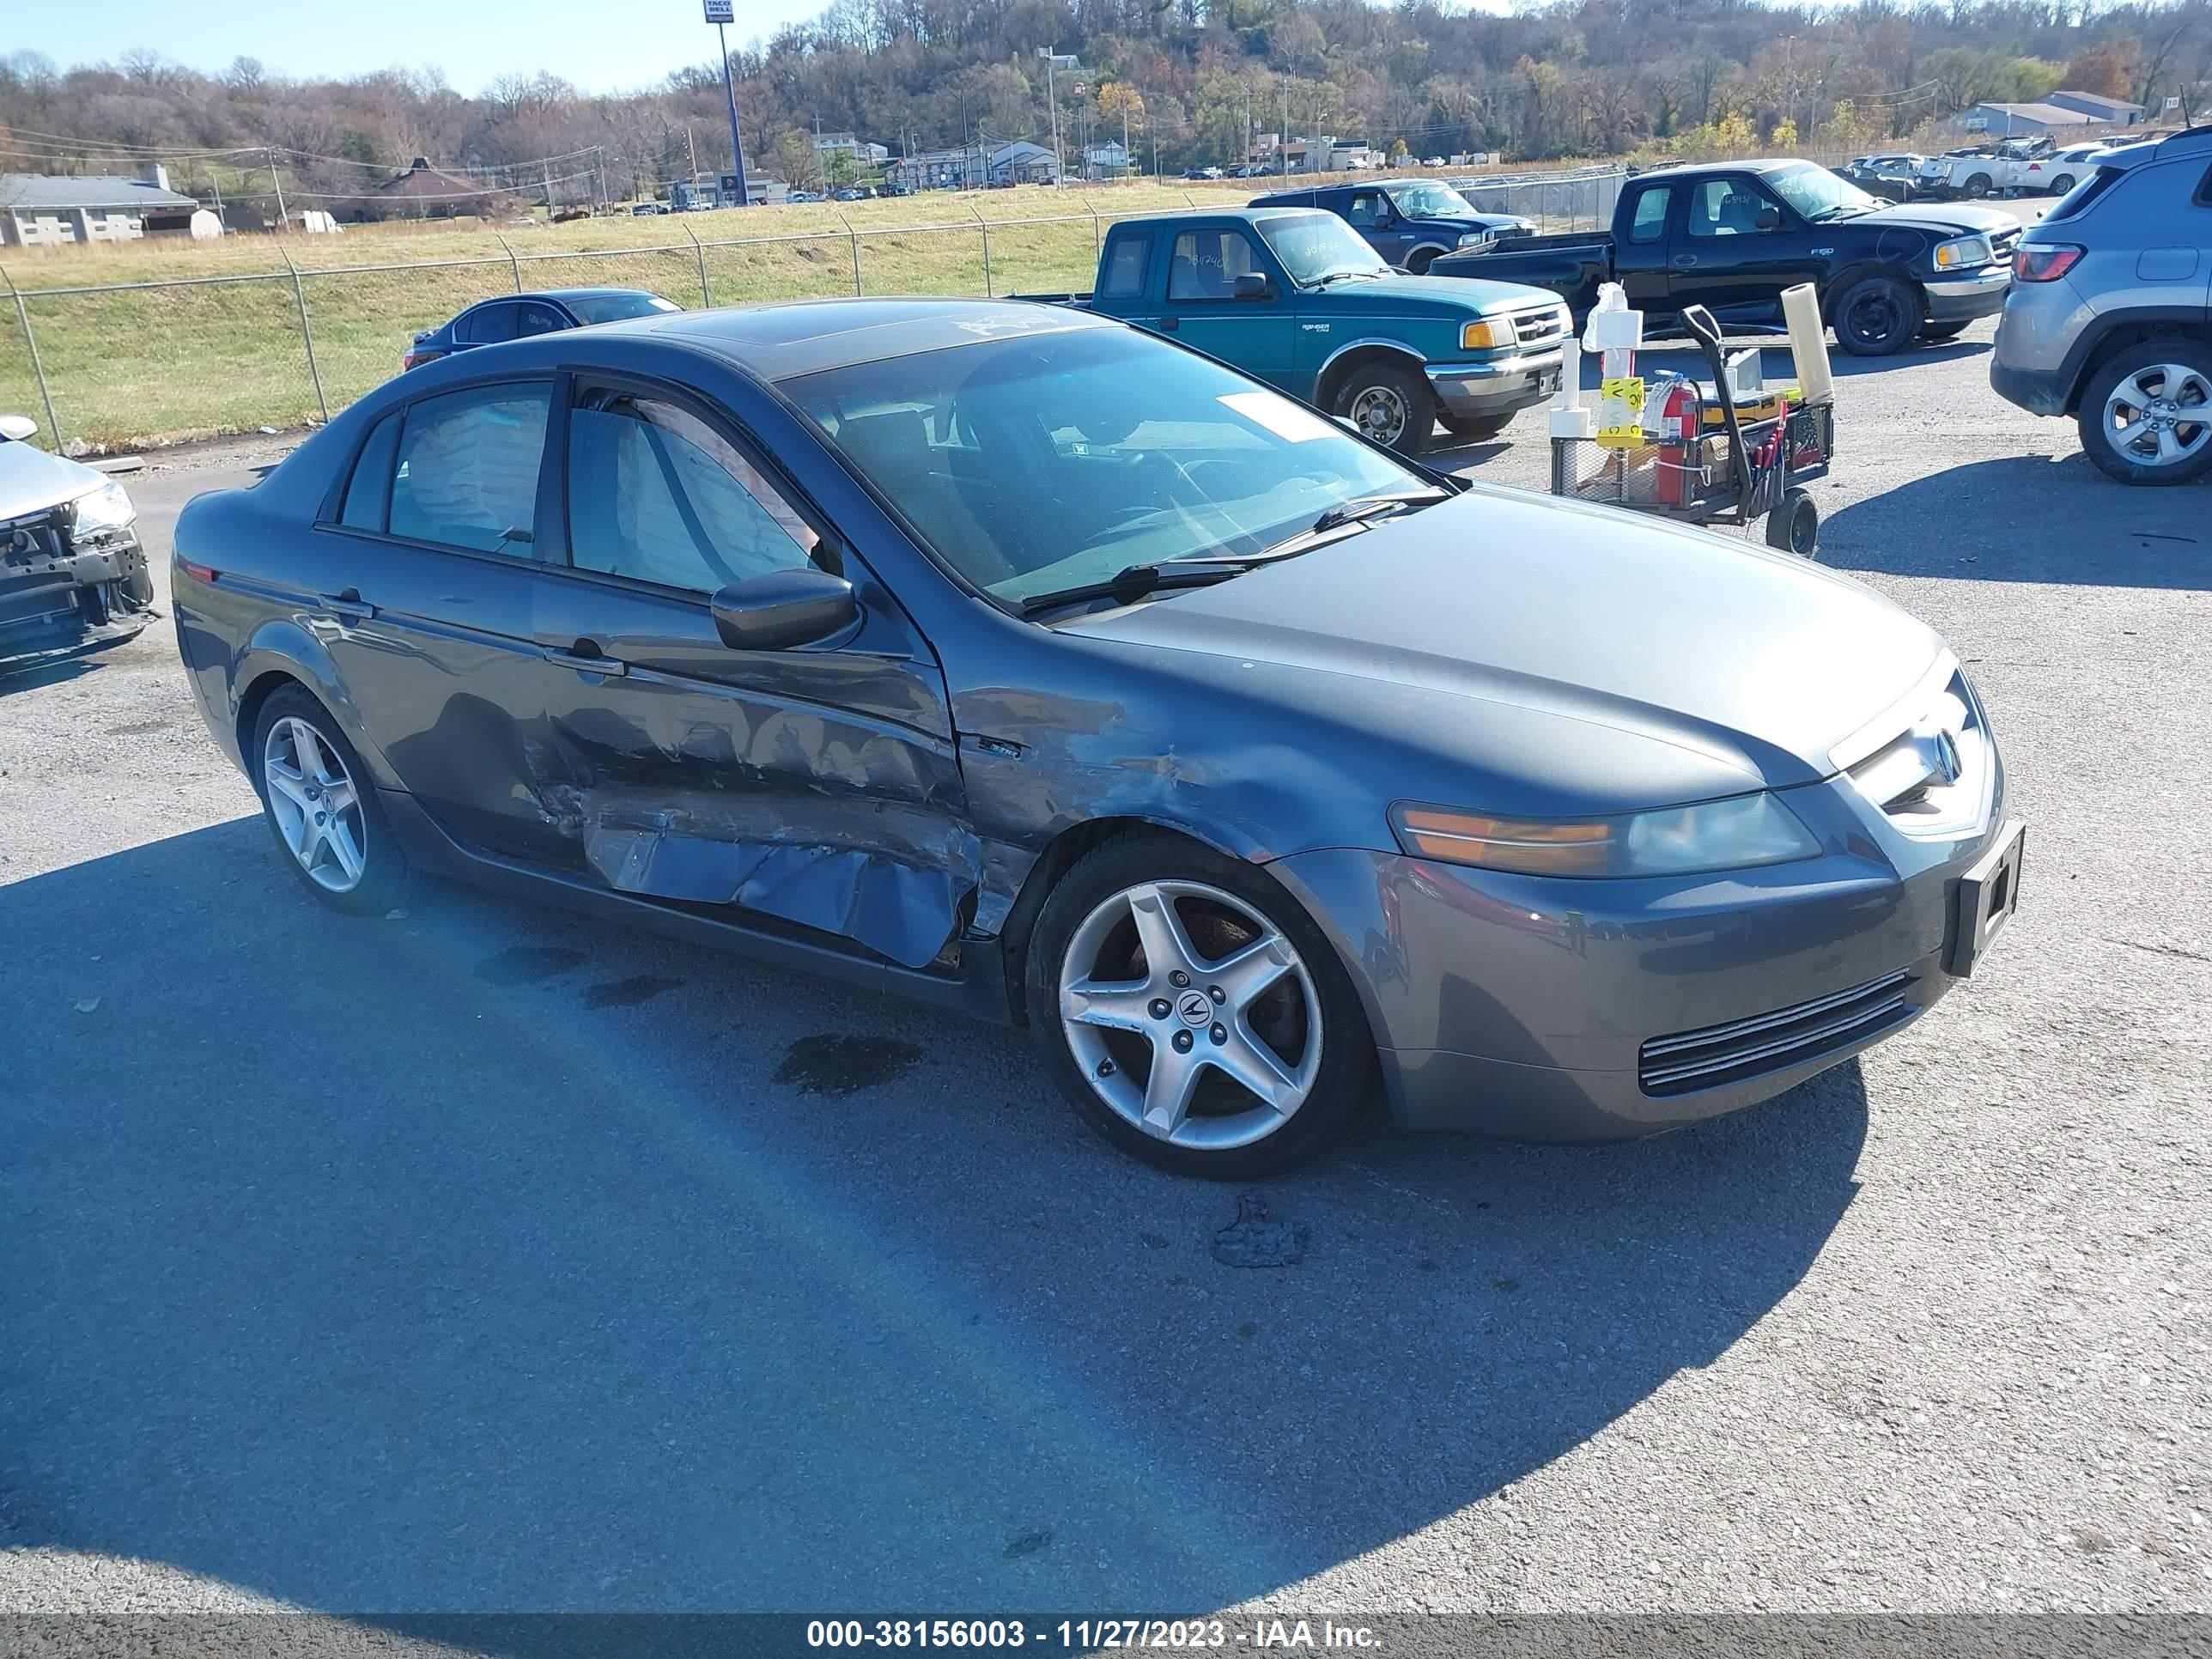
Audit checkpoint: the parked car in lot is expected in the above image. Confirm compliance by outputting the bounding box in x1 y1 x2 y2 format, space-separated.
1839 154 1927 202
2039 143 2117 197
630 202 668 216
0 415 155 659
1930 137 2057 199
1249 178 1534 271
1019 206 1569 453
402 289 682 371
1990 125 2212 485
173 296 2023 1178
1435 158 2018 355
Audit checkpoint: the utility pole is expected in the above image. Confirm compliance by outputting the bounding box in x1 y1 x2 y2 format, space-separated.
1043 49 1063 185
1242 80 1252 168
686 125 700 189
1281 81 1291 174
267 147 287 231
705 0 748 205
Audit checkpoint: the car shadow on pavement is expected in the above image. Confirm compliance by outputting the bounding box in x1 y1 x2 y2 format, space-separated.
3 817 1869 1620
1821 453 2209 586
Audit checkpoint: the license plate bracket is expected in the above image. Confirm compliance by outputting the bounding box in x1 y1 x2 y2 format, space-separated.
1945 819 2026 978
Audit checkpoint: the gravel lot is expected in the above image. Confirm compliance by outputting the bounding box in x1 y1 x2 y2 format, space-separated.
2 295 2208 1625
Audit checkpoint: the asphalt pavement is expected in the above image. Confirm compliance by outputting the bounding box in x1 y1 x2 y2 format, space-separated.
2 303 2208 1628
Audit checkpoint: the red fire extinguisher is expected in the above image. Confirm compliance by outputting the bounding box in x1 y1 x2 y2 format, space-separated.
1656 377 1700 507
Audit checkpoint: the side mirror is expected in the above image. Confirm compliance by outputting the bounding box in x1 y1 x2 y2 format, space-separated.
0 414 37 443
1233 270 1273 301
1753 204 1783 231
710 567 859 652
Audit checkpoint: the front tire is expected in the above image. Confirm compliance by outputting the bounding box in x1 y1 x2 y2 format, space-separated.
252 685 413 915
1332 360 1434 457
1962 172 1995 198
2076 340 2212 486
1831 275 1923 357
1024 835 1376 1179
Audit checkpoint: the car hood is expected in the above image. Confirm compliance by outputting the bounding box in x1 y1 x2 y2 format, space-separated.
1062 484 1942 814
0 440 105 521
1319 270 1560 316
1844 201 2016 238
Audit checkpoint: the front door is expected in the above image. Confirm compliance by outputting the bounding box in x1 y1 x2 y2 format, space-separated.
1670 175 1826 324
1159 225 1297 390
524 374 975 970
1346 188 1413 264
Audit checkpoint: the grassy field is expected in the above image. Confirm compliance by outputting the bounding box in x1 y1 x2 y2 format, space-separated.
0 179 1288 450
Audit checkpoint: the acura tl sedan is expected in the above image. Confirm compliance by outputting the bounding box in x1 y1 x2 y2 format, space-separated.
172 298 2024 1178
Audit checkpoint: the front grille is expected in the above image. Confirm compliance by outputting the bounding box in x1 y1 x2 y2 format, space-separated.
1638 971 1915 1096
1988 226 2021 263
1510 306 1567 346
1842 667 1991 838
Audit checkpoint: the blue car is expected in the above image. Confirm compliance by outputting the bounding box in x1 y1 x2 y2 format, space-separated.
401 288 681 371
1248 179 1534 272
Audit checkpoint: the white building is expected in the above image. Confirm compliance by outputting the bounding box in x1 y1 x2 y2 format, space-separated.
888 140 1060 191
813 133 890 165
0 171 204 247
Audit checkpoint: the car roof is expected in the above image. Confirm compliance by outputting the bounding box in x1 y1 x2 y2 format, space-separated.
614 296 1120 382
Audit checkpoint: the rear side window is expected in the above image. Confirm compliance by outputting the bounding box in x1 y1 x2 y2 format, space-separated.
1347 191 1389 228
1101 233 1152 299
514 300 566 337
337 411 401 531
455 302 518 345
387 384 550 555
1168 229 1261 300
565 389 821 593
1627 185 1673 244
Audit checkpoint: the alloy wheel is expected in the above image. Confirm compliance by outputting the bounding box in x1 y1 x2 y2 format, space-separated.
263 715 367 893
1346 383 1409 447
2100 363 2212 470
1058 879 1322 1152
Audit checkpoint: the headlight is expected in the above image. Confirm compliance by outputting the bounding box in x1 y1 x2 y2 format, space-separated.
68 479 137 535
1933 234 1994 270
1456 231 1492 249
1390 793 1821 878
1460 318 1503 350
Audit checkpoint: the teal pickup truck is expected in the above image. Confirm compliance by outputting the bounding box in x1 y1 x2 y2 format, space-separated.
1025 206 1571 456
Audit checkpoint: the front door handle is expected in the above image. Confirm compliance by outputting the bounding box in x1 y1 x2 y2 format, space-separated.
1672 254 1698 268
1156 315 1179 331
319 591 375 623
545 647 627 678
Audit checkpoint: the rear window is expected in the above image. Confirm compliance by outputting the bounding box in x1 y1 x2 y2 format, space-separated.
454 302 517 345
1100 233 1152 299
2045 166 2125 222
1627 185 1672 244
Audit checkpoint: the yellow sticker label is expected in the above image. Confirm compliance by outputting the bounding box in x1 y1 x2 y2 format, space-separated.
1600 376 1646 410
1595 424 1645 451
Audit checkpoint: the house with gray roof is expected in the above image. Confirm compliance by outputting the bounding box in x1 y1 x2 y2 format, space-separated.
1 171 204 247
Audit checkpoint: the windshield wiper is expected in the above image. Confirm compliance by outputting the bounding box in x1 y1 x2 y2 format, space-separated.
1310 269 1383 285
1306 488 1451 535
1018 561 1247 616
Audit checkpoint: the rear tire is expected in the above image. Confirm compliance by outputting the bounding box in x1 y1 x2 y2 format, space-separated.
1962 172 1995 198
1765 487 1820 556
1439 412 1512 442
1024 834 1376 1180
251 685 413 916
1831 275 1923 357
1331 360 1434 457
2075 339 2212 487
2048 173 2076 196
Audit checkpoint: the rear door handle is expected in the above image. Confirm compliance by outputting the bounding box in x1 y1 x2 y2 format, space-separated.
545 647 627 678
319 591 375 622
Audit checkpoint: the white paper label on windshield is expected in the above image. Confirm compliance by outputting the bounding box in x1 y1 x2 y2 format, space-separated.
1218 391 1339 443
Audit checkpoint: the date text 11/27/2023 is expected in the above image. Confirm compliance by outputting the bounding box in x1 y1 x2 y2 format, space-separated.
805 1619 1384 1650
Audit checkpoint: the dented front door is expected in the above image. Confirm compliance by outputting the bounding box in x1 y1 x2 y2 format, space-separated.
514 381 977 971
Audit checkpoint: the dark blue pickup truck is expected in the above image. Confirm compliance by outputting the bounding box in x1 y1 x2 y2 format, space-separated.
1248 179 1535 274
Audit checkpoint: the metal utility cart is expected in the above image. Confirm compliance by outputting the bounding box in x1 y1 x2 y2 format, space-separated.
1550 304 1834 556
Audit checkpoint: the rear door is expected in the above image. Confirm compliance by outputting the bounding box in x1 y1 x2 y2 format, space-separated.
1612 179 1679 313
452 301 520 356
522 371 975 969
1670 173 1825 322
1159 224 1297 388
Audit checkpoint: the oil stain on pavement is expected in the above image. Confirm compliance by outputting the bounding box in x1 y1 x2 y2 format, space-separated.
581 974 685 1010
773 1032 924 1096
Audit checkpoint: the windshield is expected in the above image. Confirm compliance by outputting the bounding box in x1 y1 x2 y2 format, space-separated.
1256 213 1389 284
1765 163 1880 220
787 325 1418 606
563 293 682 324
1387 181 1478 219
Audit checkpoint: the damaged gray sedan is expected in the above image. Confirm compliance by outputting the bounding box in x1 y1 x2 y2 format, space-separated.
1 415 155 660
173 298 2023 1177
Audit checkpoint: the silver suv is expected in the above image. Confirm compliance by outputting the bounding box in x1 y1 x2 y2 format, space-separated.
1989 126 2212 485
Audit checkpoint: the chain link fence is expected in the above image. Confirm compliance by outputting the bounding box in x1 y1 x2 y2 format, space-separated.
0 167 1627 455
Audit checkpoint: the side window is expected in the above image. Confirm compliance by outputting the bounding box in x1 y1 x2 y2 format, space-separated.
1687 179 1776 238
387 384 550 555
1347 191 1388 228
566 389 821 593
1626 185 1674 245
1101 233 1152 300
455 302 517 345
1168 229 1260 301
514 300 566 337
337 410 402 531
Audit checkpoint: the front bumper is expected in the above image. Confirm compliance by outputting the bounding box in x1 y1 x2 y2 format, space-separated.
1269 775 2011 1141
1426 346 1564 417
1924 264 2012 322
0 527 153 652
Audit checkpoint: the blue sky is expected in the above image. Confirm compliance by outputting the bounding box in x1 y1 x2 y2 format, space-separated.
9 0 834 95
